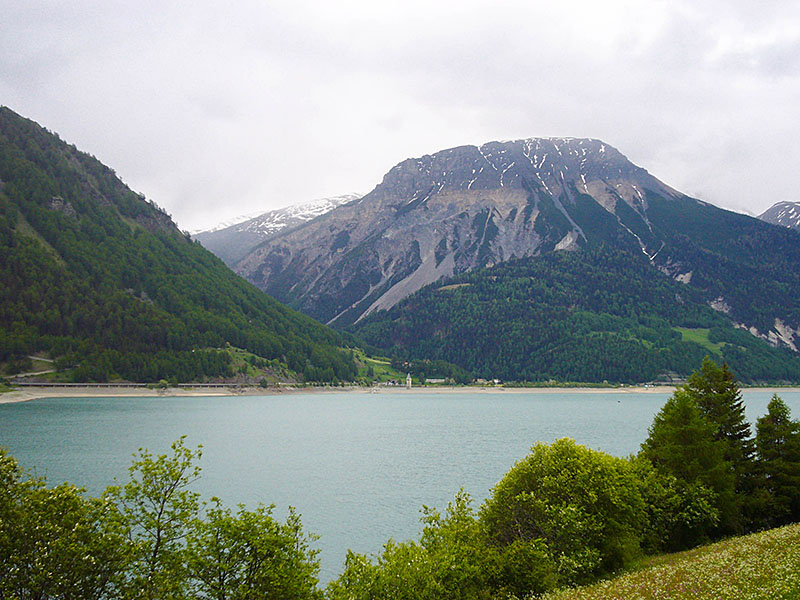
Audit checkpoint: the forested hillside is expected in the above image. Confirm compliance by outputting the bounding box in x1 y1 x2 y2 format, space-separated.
350 246 800 383
0 107 356 383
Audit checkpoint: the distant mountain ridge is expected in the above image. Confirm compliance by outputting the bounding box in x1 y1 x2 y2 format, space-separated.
234 138 799 333
5 104 796 384
759 201 800 230
194 194 361 266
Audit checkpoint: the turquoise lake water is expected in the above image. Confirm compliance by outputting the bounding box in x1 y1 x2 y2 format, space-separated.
1 389 798 582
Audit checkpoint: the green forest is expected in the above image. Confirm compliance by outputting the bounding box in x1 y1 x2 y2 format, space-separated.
644 192 800 335
2 358 799 599
350 246 800 383
0 107 356 383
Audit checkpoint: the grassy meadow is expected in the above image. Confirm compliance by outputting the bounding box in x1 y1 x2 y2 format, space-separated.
542 523 800 600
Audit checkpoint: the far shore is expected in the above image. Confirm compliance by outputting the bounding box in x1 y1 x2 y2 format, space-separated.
2 382 796 405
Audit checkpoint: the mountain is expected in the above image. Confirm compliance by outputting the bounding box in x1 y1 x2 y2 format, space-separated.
759 201 800 231
0 106 356 383
235 138 800 331
234 137 800 383
194 194 361 266
236 139 673 324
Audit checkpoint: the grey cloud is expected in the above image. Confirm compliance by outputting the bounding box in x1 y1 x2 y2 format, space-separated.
1 0 799 230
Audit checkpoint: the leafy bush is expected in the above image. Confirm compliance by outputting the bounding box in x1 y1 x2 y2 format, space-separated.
0 448 129 599
327 492 501 600
480 438 646 585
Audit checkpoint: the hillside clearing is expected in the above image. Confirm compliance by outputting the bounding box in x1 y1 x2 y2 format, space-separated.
674 327 724 355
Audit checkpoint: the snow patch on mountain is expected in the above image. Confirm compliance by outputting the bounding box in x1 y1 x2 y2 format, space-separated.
758 201 800 230
193 193 362 266
191 213 259 235
235 194 362 237
195 194 361 239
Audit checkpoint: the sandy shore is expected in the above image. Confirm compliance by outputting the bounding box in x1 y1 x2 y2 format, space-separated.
1 383 675 404
0 385 300 404
3 384 798 405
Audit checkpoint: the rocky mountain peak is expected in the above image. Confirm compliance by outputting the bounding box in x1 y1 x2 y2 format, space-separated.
377 138 656 202
234 137 686 326
759 201 800 231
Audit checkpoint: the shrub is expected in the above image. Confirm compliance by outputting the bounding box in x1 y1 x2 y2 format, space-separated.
480 438 646 585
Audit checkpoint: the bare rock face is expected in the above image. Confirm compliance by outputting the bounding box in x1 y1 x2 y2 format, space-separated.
235 138 690 325
759 201 800 231
48 196 77 217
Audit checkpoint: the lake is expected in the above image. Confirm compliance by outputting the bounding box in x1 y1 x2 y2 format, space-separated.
1 388 798 582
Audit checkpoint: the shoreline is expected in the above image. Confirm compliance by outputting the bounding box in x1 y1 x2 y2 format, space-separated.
0 384 296 404
2 383 799 405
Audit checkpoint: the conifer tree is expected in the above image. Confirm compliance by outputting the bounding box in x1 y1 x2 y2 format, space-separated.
682 357 755 502
640 389 737 536
755 394 800 527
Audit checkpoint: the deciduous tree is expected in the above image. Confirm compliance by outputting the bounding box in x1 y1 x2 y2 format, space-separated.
185 499 321 600
0 448 129 600
480 438 645 585
105 436 202 600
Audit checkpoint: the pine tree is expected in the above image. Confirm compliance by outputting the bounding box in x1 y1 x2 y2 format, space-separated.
640 389 737 536
682 357 755 504
755 394 800 527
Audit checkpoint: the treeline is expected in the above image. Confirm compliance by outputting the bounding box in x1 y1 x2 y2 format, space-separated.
350 246 800 383
0 107 356 383
3 358 799 598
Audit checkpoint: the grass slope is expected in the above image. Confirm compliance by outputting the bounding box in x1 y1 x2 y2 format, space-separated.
543 523 800 600
353 349 406 383
675 328 724 356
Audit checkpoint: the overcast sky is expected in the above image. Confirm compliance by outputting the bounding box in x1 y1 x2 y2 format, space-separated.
1 1 799 231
